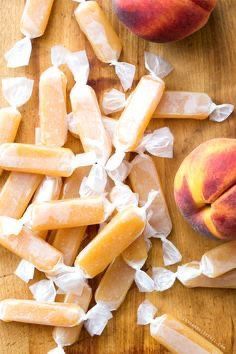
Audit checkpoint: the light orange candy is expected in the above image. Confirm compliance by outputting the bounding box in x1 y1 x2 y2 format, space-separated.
0 107 22 175
95 256 136 310
149 314 223 354
0 143 91 177
113 75 165 154
31 176 62 239
20 0 55 38
0 226 62 273
201 241 236 278
0 172 43 218
51 167 90 266
129 154 172 237
178 262 236 289
0 299 85 327
29 196 107 231
52 285 92 348
39 67 67 147
74 1 122 63
70 84 112 165
75 206 146 278
154 91 215 120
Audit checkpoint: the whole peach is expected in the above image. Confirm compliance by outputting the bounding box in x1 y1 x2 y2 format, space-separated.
174 139 236 240
113 0 217 43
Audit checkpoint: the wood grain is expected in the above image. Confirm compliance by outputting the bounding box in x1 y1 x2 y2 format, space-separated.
0 0 235 353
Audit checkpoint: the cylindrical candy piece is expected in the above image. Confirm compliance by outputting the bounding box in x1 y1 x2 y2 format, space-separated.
178 262 236 289
70 84 112 165
0 143 86 177
53 285 92 347
29 197 107 231
0 172 43 218
129 154 172 237
39 67 67 147
0 108 22 175
0 226 62 273
113 75 165 152
95 256 135 311
154 92 214 119
20 0 55 38
0 299 84 327
0 108 21 143
51 167 90 266
32 176 62 239
150 314 223 354
75 206 146 278
74 1 122 63
52 227 86 267
200 241 236 278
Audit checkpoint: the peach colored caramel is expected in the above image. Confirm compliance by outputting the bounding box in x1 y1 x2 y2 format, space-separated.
20 0 55 38
39 67 68 147
0 226 62 273
30 197 106 231
150 314 223 354
174 138 236 240
51 166 90 266
113 75 165 152
75 206 145 278
0 172 42 218
0 299 84 327
75 1 122 63
0 143 75 177
53 285 92 347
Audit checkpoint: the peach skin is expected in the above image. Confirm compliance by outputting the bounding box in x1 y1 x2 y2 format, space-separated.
174 138 236 240
113 0 217 43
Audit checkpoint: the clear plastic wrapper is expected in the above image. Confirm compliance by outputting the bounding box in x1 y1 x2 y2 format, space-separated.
2 77 34 109
0 143 96 177
150 260 236 291
102 89 126 115
0 299 85 327
137 300 223 354
200 240 236 278
129 154 181 266
74 1 135 91
106 52 173 171
153 91 234 122
39 47 68 147
29 279 57 302
5 0 55 67
14 260 35 283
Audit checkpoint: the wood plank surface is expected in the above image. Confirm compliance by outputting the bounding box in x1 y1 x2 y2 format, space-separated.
0 0 235 353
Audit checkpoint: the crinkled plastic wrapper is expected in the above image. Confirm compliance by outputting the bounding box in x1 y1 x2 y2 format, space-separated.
137 300 223 354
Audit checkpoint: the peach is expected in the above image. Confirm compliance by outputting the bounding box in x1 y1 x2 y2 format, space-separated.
174 139 236 240
113 0 217 43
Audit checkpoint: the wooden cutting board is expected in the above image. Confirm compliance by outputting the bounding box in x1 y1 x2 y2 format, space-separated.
0 0 235 353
